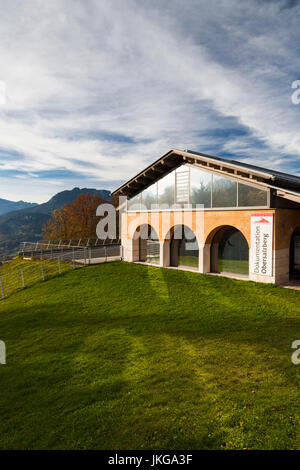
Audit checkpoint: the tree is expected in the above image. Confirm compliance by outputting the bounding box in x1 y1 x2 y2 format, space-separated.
42 193 112 241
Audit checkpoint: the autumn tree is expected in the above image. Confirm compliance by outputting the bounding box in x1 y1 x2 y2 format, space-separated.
42 193 117 241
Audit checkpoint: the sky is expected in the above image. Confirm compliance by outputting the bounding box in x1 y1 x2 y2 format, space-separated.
0 0 300 203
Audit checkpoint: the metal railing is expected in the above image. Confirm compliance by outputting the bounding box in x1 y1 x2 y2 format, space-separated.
0 258 72 299
20 238 121 252
0 242 122 300
19 243 121 265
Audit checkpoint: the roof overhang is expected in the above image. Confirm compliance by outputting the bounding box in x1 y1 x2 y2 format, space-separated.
111 149 278 199
274 187 300 204
111 150 183 199
112 148 300 208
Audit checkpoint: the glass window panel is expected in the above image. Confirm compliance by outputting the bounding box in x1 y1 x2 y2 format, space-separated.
218 227 249 274
141 183 157 210
143 226 160 264
146 239 160 264
212 174 237 207
190 167 212 208
158 171 175 208
127 193 141 211
238 183 268 207
171 226 199 269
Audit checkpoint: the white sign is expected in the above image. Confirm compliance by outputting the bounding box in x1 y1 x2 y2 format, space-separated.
250 213 273 277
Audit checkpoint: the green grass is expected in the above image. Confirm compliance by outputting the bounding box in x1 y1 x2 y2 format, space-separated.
0 257 39 274
0 257 72 298
0 260 299 449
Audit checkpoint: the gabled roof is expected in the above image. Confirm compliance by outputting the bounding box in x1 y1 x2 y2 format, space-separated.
112 149 300 203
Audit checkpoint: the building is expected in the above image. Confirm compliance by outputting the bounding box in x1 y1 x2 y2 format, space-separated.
112 149 300 285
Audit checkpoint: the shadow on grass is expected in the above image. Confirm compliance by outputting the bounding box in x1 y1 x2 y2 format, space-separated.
0 262 299 449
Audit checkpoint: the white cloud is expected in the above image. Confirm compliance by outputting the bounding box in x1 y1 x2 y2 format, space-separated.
0 0 299 201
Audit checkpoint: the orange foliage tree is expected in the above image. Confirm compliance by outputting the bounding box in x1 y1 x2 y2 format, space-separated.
42 193 117 241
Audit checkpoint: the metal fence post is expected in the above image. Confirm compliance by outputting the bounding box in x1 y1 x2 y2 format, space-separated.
72 247 75 268
89 247 91 264
0 276 4 298
41 261 45 280
105 245 107 262
58 257 61 275
20 268 25 288
84 248 87 266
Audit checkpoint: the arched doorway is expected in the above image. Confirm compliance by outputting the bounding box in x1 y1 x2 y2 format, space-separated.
134 224 160 264
290 228 300 280
211 226 249 275
170 225 199 270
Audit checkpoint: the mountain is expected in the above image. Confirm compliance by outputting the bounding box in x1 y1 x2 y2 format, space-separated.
0 198 37 215
15 187 111 215
0 187 111 258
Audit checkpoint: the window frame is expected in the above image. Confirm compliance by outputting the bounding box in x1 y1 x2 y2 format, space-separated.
126 164 270 212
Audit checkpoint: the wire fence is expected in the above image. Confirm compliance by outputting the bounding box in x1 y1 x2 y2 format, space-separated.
20 238 121 252
0 258 72 299
20 244 121 264
1 242 122 300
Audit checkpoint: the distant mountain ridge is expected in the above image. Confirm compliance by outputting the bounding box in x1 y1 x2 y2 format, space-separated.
0 198 37 215
0 187 111 258
9 187 111 216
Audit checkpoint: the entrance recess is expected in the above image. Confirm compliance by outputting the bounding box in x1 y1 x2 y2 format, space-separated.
170 226 199 269
290 228 300 280
211 226 249 275
136 225 160 265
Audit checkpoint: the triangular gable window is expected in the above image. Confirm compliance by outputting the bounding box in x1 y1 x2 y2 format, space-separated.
127 164 268 210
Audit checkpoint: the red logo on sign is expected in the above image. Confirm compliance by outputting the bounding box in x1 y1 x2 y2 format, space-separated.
254 218 269 223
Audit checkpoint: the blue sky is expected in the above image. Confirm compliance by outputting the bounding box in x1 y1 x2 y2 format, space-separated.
0 0 299 202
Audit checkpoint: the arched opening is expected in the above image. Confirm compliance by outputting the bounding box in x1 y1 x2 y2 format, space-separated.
290 227 300 280
134 224 160 264
211 226 249 275
170 225 199 270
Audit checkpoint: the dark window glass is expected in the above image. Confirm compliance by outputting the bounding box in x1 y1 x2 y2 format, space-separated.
146 238 160 264
212 175 237 207
190 167 212 208
238 183 268 207
171 226 198 269
218 227 249 274
158 172 175 207
142 183 157 210
138 225 160 264
127 193 141 211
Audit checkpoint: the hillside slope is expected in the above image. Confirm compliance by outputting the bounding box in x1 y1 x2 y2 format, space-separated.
0 187 110 258
0 261 299 449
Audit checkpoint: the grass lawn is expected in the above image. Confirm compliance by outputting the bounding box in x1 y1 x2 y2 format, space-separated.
0 257 72 298
0 261 299 449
